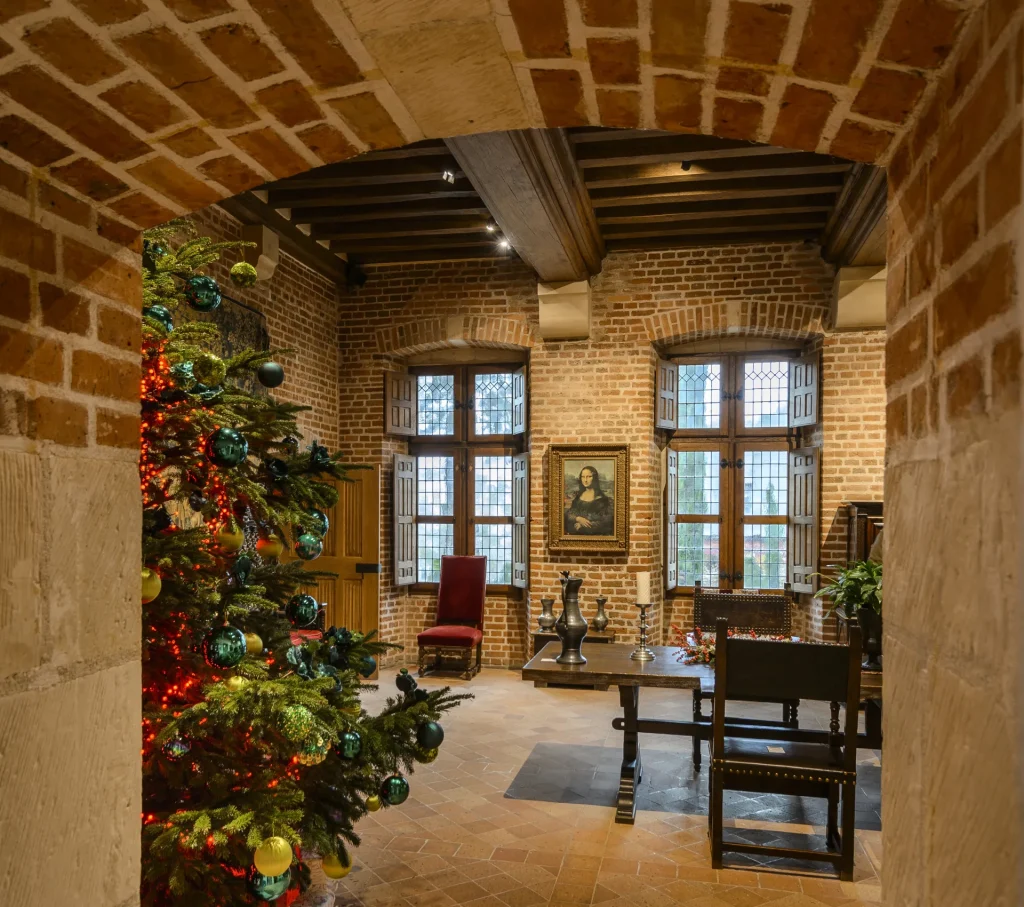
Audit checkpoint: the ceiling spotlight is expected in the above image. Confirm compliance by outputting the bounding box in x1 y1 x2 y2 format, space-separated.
485 223 496 232
441 169 456 184
680 160 692 171
498 239 510 251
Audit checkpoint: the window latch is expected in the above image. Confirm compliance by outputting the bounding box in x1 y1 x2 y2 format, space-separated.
735 458 744 469
732 572 744 582
720 457 730 469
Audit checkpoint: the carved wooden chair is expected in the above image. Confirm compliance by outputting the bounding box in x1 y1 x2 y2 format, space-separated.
709 617 862 880
416 555 486 680
690 581 795 769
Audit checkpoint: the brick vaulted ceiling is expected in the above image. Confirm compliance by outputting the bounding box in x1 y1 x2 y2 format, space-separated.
0 0 977 234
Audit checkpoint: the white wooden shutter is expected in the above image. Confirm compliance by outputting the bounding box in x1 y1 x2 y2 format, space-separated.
788 446 818 593
512 366 527 436
665 448 678 591
512 452 529 589
385 372 417 437
656 358 678 430
788 353 818 428
393 453 416 586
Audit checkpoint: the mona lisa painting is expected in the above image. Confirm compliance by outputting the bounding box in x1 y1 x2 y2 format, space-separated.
547 444 629 553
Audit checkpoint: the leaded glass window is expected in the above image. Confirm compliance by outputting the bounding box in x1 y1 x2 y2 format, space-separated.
417 374 455 435
474 373 514 435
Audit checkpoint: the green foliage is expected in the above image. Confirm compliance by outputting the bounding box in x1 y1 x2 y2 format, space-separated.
140 219 469 907
813 559 883 619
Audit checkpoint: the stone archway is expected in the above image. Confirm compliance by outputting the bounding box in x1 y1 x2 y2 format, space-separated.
0 3 1020 907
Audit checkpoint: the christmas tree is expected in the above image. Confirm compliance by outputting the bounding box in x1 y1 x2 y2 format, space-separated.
139 220 467 906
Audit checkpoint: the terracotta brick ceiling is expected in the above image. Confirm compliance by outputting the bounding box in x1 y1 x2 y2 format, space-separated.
0 0 976 232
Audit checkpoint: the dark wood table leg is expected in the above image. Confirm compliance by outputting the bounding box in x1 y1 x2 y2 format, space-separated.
691 688 703 771
864 698 882 748
615 684 642 824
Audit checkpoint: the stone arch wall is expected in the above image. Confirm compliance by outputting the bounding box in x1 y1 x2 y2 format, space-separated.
375 314 536 358
644 299 827 347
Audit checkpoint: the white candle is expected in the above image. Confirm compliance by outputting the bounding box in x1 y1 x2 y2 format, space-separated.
636 571 651 604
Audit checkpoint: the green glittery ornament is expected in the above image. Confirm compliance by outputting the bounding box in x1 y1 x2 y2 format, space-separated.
248 868 291 902
184 275 221 312
142 304 174 332
205 427 248 467
191 352 226 387
163 736 190 759
294 532 323 561
285 593 319 629
381 773 410 806
280 705 315 743
230 260 259 288
203 625 247 668
296 734 330 766
336 730 362 760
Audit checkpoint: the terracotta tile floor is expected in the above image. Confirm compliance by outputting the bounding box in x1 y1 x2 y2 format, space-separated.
338 668 882 907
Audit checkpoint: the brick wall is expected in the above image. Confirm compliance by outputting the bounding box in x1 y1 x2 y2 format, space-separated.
334 243 887 666
0 161 142 905
883 0 1023 903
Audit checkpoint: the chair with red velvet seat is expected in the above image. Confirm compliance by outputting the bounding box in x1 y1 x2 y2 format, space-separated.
416 555 486 680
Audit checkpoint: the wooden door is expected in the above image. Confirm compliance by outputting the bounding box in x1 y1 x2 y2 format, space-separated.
316 466 380 635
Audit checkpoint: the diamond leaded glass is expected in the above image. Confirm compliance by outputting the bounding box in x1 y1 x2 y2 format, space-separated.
678 363 721 430
417 374 455 435
474 372 514 435
743 360 789 428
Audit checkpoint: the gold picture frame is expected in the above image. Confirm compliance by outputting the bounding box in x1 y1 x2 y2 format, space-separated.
547 444 630 553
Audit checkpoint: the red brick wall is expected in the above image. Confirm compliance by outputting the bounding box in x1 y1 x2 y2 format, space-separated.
335 243 883 666
883 0 1022 903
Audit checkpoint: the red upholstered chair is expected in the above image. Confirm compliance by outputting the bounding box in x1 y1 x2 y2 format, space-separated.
416 555 486 680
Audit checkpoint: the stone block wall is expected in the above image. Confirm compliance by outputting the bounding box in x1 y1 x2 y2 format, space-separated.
0 167 142 906
883 0 1023 902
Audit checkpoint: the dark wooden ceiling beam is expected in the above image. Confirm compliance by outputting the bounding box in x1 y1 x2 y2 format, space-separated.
585 154 850 189
330 234 496 252
353 247 505 265
267 182 478 209
598 202 833 227
820 163 887 265
602 215 829 240
218 192 346 283
266 159 463 190
589 173 846 207
446 128 604 281
576 138 796 168
606 229 821 251
290 198 490 223
313 215 491 240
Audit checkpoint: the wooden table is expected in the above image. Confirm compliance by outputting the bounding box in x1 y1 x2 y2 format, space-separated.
522 642 883 825
522 642 708 824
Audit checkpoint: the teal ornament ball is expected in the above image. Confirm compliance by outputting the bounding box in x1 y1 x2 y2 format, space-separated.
184 275 221 312
417 720 444 750
358 655 376 678
336 730 362 760
142 304 174 332
249 868 291 902
294 532 323 561
285 593 319 629
142 240 167 272
280 705 315 743
306 508 329 537
396 668 417 694
203 625 247 668
257 361 285 389
205 428 248 467
230 260 258 288
381 774 410 806
163 736 190 760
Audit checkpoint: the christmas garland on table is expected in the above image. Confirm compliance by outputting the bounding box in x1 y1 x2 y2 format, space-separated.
671 624 790 664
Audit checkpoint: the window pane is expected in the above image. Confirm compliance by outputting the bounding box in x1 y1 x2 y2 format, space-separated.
743 524 787 589
417 374 455 435
678 523 719 587
417 523 453 583
677 450 720 516
743 450 787 516
475 524 512 584
474 372 513 435
474 455 512 516
744 360 789 428
678 363 721 430
417 456 454 516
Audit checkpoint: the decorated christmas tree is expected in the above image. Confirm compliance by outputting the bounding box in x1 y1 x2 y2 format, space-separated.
140 220 466 906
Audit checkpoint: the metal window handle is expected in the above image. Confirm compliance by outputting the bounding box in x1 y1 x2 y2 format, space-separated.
733 571 744 582
735 458 744 468
721 457 730 469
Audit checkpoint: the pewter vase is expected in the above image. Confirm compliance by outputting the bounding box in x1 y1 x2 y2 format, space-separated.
555 575 588 665
537 597 557 630
593 595 609 632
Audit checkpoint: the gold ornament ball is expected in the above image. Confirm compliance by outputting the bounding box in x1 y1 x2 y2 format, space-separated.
244 632 264 655
365 795 381 813
141 568 162 604
321 851 352 880
341 705 361 717
416 747 439 764
226 675 249 692
254 836 293 877
256 534 285 560
216 525 245 552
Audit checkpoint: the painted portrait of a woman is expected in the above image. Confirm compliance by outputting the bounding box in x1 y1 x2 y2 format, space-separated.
564 464 614 536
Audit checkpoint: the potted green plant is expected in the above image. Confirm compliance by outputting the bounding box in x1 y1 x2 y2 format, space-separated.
814 559 883 670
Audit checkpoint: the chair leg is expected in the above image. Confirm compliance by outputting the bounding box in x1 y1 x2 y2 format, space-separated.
826 784 840 851
709 763 724 868
417 646 426 677
475 642 482 676
839 779 857 881
691 689 703 771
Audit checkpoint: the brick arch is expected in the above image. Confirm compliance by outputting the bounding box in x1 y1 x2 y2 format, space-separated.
376 315 535 358
644 297 828 348
0 1 964 231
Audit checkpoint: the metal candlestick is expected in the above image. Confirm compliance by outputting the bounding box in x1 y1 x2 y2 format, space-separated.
630 602 656 662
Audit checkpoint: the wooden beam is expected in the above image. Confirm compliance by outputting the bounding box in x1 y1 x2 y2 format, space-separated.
266 158 463 190
584 154 850 189
289 198 490 223
602 215 828 240
598 201 833 227
576 136 796 168
606 229 822 251
820 163 887 265
354 248 506 265
267 182 479 209
446 128 604 281
330 234 495 252
217 192 346 283
590 173 846 207
313 216 491 241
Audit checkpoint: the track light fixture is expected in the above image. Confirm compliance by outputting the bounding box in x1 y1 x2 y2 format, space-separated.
485 223 496 232
441 169 456 184
680 160 692 171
